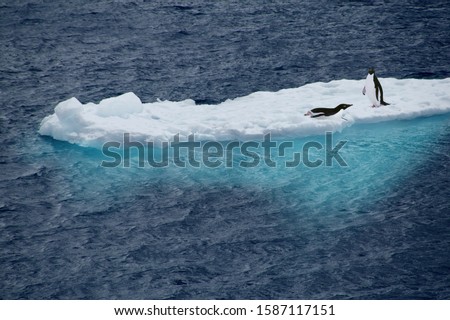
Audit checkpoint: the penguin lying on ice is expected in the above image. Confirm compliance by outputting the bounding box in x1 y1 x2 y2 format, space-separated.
304 103 352 118
362 68 390 107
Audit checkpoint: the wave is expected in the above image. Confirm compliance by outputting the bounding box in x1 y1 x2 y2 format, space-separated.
39 78 450 148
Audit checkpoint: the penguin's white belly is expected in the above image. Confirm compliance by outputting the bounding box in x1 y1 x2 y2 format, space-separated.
365 76 380 107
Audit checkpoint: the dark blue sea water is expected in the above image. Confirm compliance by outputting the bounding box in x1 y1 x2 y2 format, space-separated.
1 0 450 299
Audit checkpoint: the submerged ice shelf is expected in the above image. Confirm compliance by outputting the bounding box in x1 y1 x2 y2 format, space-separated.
39 78 450 147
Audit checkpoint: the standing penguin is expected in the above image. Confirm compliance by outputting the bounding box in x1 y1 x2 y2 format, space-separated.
362 68 390 107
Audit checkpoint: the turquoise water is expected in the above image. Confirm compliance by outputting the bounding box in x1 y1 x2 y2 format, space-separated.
34 115 449 210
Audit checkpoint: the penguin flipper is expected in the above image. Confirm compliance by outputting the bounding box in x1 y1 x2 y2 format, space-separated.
373 75 382 101
310 107 329 113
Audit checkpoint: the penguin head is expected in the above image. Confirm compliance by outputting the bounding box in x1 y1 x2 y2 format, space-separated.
368 68 375 75
338 103 352 110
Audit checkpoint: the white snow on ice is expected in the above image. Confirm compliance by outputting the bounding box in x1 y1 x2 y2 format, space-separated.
39 78 450 147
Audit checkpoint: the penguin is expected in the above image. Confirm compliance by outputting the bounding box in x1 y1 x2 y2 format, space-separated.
304 104 352 118
362 68 389 107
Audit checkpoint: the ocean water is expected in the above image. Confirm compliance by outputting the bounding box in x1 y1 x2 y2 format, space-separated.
1 0 450 299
